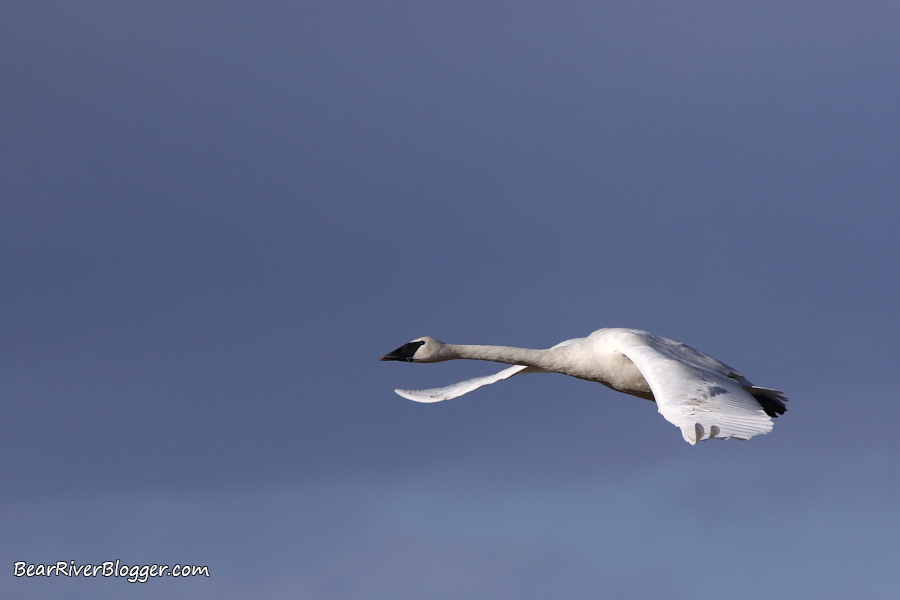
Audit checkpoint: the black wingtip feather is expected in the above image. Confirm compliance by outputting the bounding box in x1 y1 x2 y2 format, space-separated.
752 393 788 418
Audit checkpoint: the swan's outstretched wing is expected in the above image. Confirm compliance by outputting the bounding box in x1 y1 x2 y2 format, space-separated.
395 364 537 402
620 344 774 444
395 338 583 403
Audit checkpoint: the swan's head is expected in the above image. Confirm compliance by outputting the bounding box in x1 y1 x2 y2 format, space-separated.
380 337 451 363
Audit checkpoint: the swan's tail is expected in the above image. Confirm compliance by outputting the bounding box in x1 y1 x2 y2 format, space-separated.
745 386 788 418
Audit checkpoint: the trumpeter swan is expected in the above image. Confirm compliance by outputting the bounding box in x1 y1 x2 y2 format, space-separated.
381 328 787 444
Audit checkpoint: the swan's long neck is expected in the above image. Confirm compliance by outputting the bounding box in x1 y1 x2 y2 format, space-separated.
444 344 561 371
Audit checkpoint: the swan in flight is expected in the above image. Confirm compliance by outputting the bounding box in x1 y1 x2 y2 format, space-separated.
381 328 787 444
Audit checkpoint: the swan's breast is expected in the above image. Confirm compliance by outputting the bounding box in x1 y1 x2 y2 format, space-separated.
556 335 653 397
598 347 653 396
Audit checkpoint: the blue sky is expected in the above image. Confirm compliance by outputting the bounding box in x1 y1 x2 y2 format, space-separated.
3 1 899 598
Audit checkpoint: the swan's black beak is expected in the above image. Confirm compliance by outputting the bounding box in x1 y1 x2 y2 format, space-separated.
380 341 422 362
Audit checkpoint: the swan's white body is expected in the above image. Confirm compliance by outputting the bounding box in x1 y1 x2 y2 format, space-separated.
381 328 787 445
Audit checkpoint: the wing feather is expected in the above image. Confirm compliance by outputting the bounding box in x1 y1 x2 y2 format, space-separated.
395 364 535 403
620 344 774 444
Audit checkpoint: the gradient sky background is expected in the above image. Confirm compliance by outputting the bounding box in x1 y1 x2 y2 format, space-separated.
3 1 900 598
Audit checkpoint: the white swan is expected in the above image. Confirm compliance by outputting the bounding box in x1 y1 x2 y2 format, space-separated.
381 328 787 444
